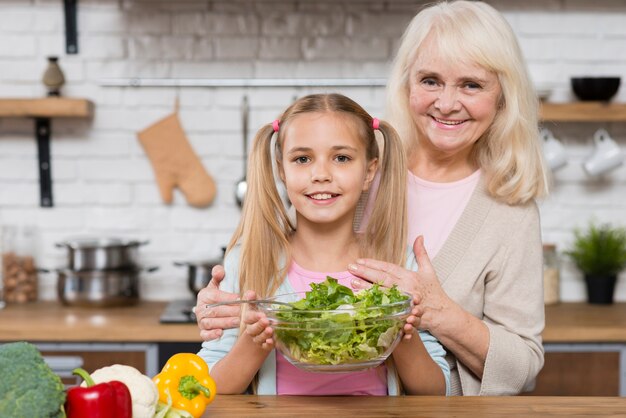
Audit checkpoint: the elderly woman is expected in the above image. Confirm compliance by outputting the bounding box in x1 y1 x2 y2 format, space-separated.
195 0 548 396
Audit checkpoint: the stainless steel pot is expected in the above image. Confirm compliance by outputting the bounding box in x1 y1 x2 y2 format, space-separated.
55 238 148 271
174 259 222 295
56 266 157 307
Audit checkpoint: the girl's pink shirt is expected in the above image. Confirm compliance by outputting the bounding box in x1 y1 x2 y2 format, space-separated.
275 262 388 395
407 170 481 258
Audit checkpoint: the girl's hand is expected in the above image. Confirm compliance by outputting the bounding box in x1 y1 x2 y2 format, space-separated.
195 264 242 341
401 302 421 341
349 236 456 334
242 295 275 351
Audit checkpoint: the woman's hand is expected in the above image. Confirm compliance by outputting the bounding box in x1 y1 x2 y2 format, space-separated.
195 265 242 341
349 236 456 334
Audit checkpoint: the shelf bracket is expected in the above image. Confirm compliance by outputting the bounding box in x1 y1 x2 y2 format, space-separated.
64 0 78 54
35 118 54 208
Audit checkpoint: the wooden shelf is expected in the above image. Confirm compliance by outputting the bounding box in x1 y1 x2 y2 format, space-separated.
0 97 94 207
0 97 93 118
1 99 621 122
540 102 626 122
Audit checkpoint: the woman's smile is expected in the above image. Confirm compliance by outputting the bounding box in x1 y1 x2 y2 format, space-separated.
430 116 468 127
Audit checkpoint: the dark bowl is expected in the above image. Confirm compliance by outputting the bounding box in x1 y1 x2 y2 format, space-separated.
571 77 621 101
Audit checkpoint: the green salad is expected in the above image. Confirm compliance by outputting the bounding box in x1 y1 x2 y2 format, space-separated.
272 277 410 366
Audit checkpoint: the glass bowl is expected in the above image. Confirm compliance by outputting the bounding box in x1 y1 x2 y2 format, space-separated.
256 291 412 373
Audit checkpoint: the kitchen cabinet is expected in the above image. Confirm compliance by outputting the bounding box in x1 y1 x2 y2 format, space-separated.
527 349 621 396
37 342 157 386
525 302 626 396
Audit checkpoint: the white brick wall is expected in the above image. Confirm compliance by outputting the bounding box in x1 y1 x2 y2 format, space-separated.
0 0 625 302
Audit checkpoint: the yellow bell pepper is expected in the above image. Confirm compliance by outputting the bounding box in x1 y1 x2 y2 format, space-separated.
153 353 216 418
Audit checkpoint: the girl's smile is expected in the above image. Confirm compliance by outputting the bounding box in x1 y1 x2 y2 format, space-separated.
307 192 339 203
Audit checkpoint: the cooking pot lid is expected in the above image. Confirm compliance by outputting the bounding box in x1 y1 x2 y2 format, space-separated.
56 237 147 249
174 259 222 268
54 265 158 274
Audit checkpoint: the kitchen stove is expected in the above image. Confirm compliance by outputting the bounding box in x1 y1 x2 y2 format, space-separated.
160 299 197 323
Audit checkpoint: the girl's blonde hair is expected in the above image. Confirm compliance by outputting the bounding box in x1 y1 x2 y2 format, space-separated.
228 93 407 298
386 0 549 205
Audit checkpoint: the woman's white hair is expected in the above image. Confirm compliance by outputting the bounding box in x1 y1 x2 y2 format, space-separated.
386 0 549 204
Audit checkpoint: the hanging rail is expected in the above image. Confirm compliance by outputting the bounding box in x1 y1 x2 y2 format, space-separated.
98 78 388 88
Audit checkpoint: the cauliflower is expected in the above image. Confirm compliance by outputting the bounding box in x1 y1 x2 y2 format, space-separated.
83 364 158 418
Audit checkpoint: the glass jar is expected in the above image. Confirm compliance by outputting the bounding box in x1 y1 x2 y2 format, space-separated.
543 243 560 305
1 225 39 304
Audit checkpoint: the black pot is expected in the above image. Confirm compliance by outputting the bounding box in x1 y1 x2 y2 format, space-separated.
584 274 617 305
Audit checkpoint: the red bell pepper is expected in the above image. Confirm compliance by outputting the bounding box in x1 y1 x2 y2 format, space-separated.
65 368 133 418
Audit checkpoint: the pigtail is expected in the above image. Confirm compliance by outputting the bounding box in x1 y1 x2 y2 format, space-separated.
228 124 294 298
362 119 407 266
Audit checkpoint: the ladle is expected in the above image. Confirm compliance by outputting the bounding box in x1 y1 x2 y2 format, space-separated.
234 95 249 207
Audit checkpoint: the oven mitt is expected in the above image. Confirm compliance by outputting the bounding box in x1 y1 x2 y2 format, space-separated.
138 112 216 208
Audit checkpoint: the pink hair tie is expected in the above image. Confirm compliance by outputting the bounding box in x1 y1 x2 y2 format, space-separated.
372 118 380 130
272 119 280 132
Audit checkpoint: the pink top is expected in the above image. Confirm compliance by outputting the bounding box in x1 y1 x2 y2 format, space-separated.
407 170 481 258
275 262 388 396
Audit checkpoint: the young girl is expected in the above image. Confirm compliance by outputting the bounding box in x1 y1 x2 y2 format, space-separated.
197 93 450 396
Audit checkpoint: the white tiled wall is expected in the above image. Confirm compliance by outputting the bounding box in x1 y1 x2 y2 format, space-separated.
0 0 625 302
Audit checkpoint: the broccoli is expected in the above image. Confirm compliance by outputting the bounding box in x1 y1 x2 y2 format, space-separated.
0 341 66 418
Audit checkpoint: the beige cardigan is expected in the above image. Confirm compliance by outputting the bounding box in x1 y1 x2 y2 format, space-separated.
430 179 545 395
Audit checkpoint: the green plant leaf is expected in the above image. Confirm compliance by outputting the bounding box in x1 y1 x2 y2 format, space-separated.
565 221 626 276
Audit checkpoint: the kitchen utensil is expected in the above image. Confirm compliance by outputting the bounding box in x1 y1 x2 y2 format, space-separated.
174 258 223 295
256 291 412 372
235 95 249 207
571 77 621 101
583 129 624 177
55 266 158 307
55 238 148 271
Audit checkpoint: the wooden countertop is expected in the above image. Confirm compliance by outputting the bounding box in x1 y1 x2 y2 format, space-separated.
202 395 626 417
1 301 626 343
542 302 626 343
0 301 199 343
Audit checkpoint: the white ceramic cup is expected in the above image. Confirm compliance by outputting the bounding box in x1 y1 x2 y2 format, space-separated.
583 129 624 177
541 129 567 171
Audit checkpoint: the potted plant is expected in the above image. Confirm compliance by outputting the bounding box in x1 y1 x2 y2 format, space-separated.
565 222 626 304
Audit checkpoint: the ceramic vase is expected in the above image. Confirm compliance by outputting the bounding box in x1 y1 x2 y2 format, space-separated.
42 56 65 96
